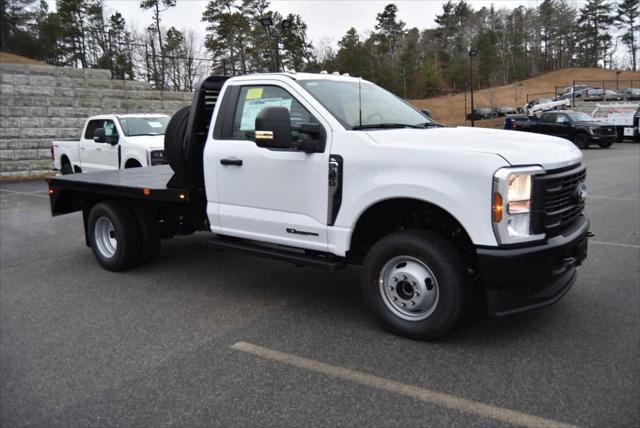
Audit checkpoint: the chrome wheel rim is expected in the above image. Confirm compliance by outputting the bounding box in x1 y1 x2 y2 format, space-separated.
94 216 117 258
378 256 439 321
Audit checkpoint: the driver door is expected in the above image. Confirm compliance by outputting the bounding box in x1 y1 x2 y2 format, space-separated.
211 83 332 251
79 119 120 172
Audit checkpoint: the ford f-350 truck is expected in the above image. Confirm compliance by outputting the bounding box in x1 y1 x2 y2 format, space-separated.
51 114 170 174
47 73 590 339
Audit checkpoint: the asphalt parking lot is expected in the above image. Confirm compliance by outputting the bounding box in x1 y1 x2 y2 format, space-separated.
1 144 638 427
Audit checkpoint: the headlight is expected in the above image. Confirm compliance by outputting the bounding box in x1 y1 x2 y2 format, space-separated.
492 166 545 245
147 149 165 166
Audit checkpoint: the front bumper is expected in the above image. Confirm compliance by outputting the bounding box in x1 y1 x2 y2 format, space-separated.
476 215 589 317
589 134 615 143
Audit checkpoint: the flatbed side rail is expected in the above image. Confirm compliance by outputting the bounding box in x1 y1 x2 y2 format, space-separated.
46 177 189 216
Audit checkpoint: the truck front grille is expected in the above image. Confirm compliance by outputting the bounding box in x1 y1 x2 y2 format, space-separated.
532 164 586 236
595 126 615 135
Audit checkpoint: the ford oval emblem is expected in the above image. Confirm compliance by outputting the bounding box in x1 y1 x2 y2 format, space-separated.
576 182 587 203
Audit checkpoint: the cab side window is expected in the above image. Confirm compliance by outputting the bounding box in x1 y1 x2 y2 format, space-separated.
540 113 554 123
556 115 569 124
231 85 319 141
84 120 103 139
103 120 118 137
84 119 119 140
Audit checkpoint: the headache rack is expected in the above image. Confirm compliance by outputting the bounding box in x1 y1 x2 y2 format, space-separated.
531 163 587 236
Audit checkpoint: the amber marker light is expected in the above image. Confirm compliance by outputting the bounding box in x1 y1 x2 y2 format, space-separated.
178 193 186 200
143 188 151 196
492 192 503 223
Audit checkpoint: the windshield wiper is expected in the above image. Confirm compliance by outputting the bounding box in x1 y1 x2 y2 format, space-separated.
352 123 426 130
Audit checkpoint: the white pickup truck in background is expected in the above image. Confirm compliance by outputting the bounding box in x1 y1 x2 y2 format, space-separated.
51 114 170 174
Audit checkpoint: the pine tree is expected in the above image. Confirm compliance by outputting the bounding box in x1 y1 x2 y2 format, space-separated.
576 0 614 67
140 0 176 88
615 0 639 70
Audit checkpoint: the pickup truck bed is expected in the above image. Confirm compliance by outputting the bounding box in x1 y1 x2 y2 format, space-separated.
47 165 190 216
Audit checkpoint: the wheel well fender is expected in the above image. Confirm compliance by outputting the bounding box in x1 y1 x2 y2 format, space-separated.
124 157 143 168
347 197 475 264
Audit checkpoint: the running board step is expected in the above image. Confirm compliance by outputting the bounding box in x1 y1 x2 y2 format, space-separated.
205 238 346 271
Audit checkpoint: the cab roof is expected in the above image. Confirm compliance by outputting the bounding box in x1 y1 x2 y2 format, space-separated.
230 71 362 84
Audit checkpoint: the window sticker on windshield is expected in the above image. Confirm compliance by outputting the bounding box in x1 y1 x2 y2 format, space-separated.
246 88 264 100
240 97 292 131
148 121 163 128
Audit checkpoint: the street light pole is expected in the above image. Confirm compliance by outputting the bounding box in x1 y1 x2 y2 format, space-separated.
468 48 478 127
259 16 292 73
616 70 621 91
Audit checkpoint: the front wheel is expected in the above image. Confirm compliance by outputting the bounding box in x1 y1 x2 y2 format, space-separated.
361 230 469 340
574 133 589 149
598 141 613 148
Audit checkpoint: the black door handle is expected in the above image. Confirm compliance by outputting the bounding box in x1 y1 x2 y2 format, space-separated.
220 158 243 166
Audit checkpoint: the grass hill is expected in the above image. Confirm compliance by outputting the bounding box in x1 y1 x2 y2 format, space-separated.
411 68 640 127
0 52 41 64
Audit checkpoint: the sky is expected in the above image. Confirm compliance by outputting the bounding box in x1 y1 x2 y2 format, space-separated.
44 0 589 49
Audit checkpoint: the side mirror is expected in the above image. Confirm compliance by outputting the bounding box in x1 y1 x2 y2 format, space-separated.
421 109 432 118
255 106 292 149
94 128 106 143
106 134 119 145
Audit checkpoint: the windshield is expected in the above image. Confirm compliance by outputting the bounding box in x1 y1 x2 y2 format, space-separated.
298 79 432 129
566 112 595 122
118 116 169 136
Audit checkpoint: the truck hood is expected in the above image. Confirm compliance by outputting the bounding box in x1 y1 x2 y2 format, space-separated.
126 134 165 150
366 126 582 170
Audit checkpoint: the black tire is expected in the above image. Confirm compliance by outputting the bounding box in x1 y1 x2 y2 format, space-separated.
60 157 73 175
574 133 589 149
164 106 190 173
361 230 469 340
88 202 142 271
598 141 613 148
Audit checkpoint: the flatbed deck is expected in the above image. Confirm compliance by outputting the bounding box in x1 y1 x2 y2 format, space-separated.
47 166 190 212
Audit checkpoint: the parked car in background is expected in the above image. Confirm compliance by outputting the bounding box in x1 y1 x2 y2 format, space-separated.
584 88 624 101
557 86 589 101
52 114 170 174
493 106 516 117
558 85 588 96
622 88 640 100
512 110 616 149
467 107 494 121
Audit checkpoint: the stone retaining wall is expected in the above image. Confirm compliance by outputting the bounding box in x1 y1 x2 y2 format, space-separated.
0 63 192 178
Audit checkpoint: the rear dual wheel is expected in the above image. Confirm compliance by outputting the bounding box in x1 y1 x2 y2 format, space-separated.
88 202 161 271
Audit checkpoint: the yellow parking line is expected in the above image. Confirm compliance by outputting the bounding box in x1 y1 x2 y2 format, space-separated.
231 341 579 428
